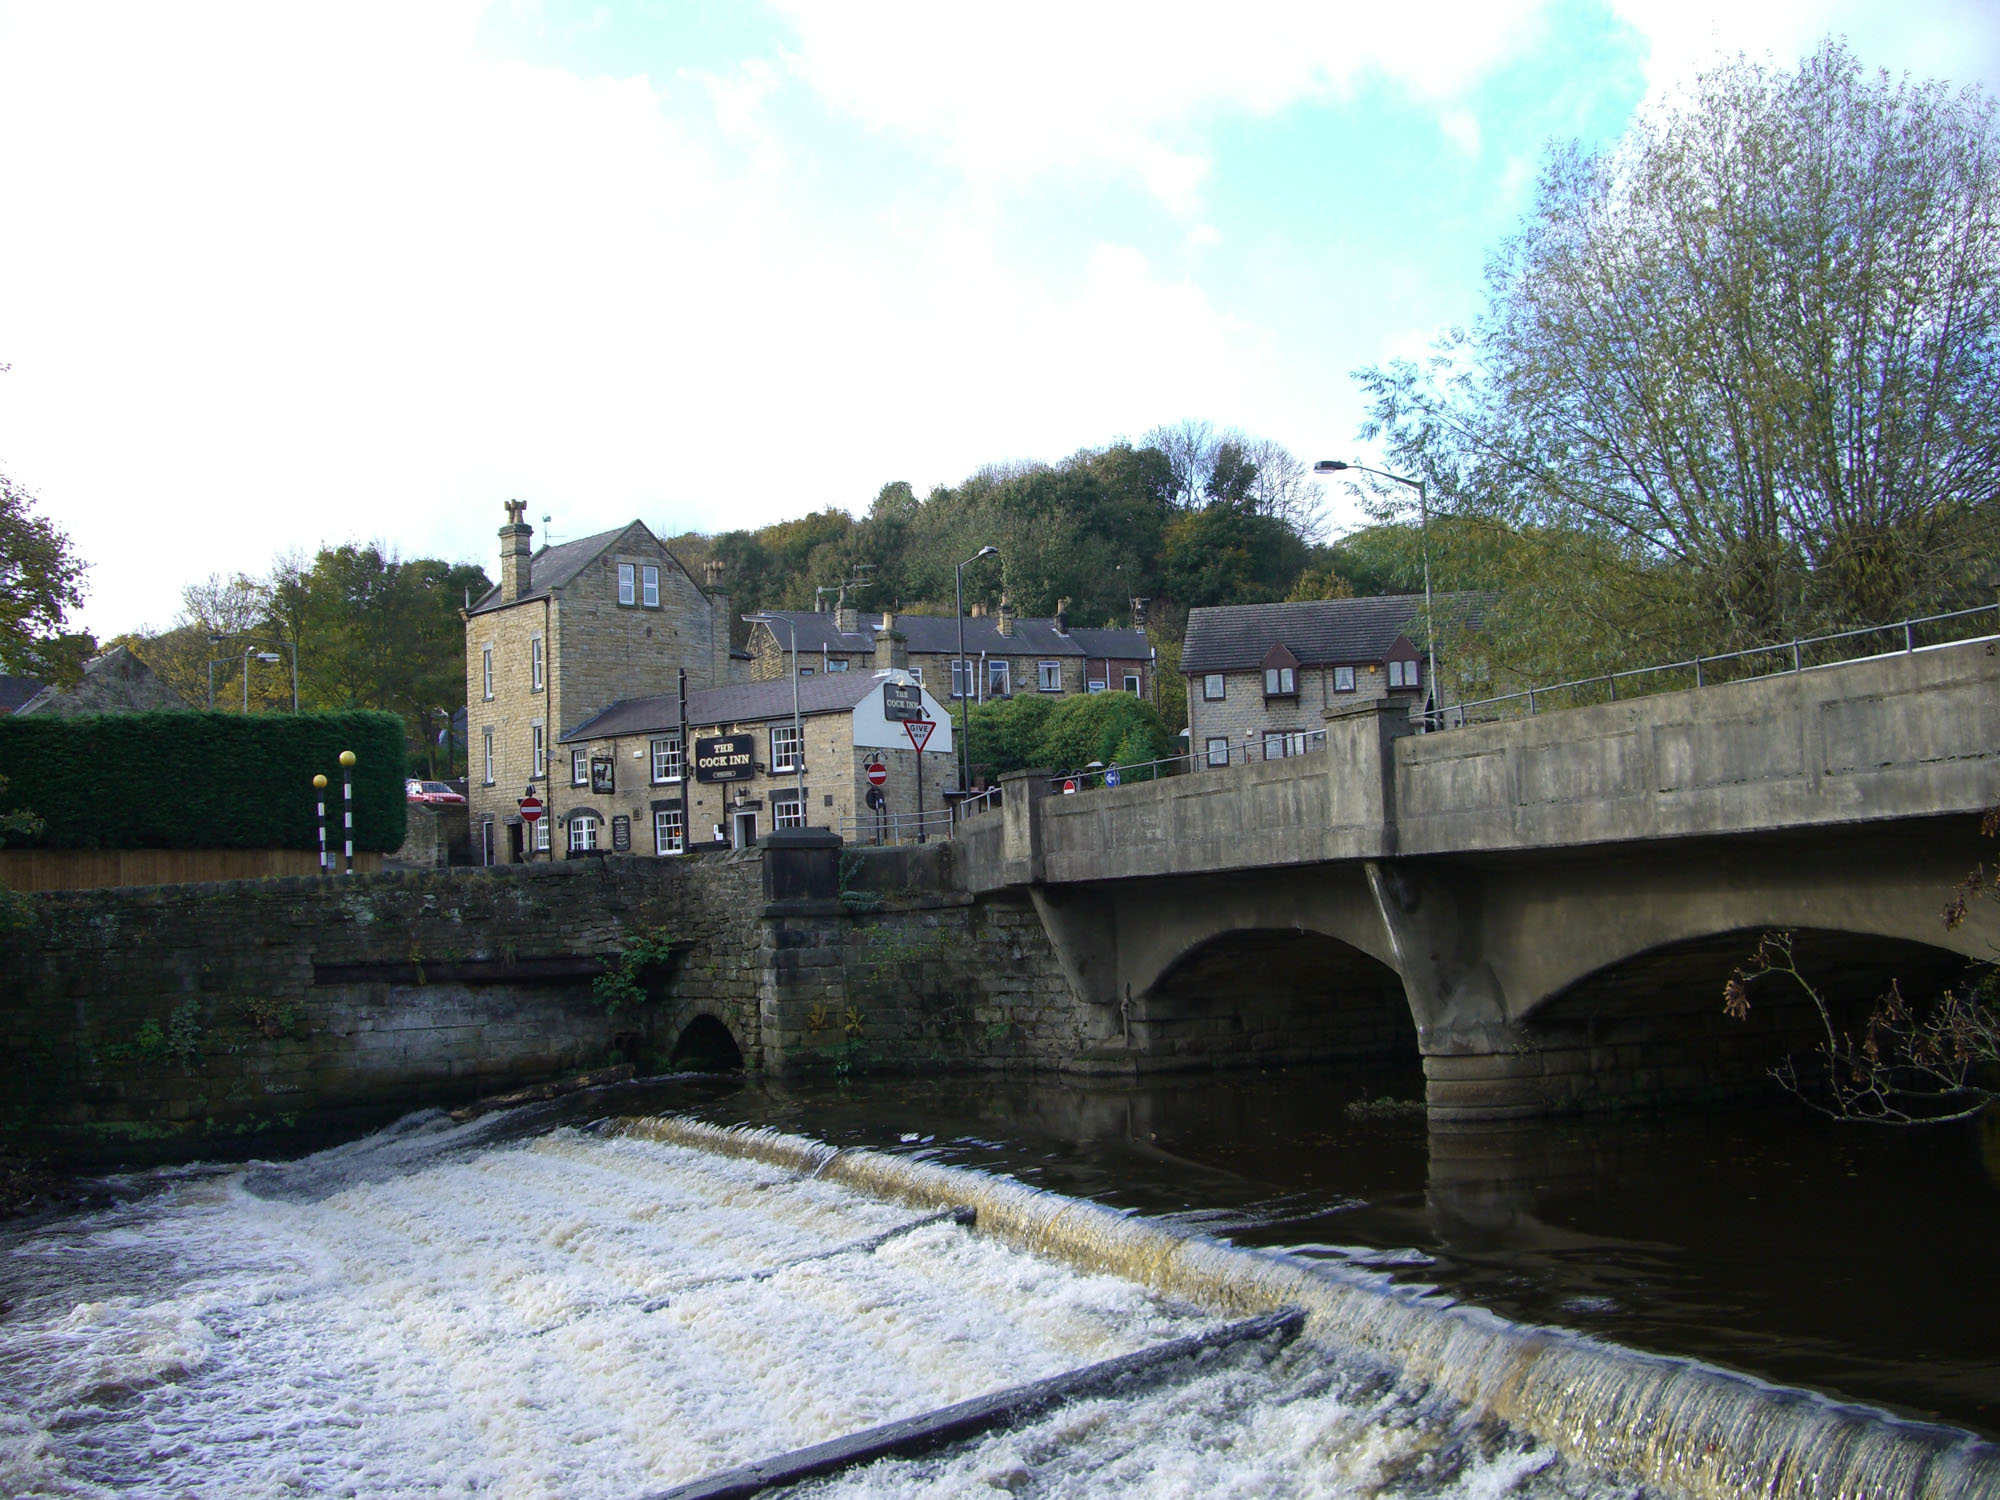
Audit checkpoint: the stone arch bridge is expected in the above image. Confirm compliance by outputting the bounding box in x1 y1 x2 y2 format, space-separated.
954 638 2000 1120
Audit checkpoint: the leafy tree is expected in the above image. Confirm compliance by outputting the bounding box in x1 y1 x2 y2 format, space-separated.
1160 504 1308 608
1357 40 2000 660
0 472 93 685
966 691 1175 780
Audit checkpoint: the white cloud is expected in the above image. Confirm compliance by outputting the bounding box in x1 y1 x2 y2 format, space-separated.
773 0 1546 209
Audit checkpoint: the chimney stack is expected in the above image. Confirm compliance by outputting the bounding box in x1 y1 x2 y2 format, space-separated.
500 499 533 602
835 587 859 636
996 597 1016 637
1053 596 1070 635
873 616 907 670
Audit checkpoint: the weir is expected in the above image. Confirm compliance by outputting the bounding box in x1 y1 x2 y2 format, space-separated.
621 1116 2000 1500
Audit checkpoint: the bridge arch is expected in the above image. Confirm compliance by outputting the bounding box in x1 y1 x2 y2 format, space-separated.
1511 925 1977 1110
667 1012 745 1072
1129 924 1416 1071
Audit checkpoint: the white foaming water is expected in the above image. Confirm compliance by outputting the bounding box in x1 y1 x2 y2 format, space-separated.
0 1116 1593 1500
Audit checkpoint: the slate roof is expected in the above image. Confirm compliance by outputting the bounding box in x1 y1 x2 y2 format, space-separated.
1180 593 1487 674
755 611 1149 660
1068 627 1153 662
0 675 45 714
467 522 698 615
561 670 900 742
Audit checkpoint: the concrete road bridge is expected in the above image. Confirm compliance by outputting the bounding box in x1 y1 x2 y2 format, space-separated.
954 637 2000 1120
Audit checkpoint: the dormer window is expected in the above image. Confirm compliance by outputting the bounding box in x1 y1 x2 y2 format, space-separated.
1388 658 1421 689
1259 642 1300 699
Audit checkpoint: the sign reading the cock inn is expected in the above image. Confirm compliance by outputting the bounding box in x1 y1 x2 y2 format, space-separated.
693 732 756 783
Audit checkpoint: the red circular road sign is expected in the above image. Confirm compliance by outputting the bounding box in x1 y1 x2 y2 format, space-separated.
1062 778 1078 795
866 763 888 787
518 795 543 823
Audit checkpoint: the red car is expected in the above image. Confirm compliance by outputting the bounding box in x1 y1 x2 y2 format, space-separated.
406 779 467 806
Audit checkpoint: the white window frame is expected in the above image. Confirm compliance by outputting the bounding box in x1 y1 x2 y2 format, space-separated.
532 723 546 779
1037 660 1062 692
1087 680 1106 693
617 562 636 605
571 748 589 786
987 659 1011 697
770 722 803 773
651 734 683 784
907 666 923 685
951 660 973 699
1123 672 1141 694
480 817 494 866
1203 673 1225 701
826 657 849 672
1206 736 1230 768
535 815 550 851
773 793 805 831
1333 665 1356 693
482 727 495 785
641 564 659 608
654 807 684 855
530 636 545 693
568 812 600 853
481 644 493 701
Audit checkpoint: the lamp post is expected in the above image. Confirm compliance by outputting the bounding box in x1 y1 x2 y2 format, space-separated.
243 647 281 713
206 635 297 712
744 613 805 825
955 546 999 792
1315 460 1438 724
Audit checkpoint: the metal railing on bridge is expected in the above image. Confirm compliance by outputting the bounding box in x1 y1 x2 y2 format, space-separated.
1438 601 2000 730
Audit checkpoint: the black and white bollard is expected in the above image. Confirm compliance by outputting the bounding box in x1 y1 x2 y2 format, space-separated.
313 773 329 872
339 749 356 874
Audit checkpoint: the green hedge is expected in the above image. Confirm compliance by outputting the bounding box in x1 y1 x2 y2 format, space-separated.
0 711 408 851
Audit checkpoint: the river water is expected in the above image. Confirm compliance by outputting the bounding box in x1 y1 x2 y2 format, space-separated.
1 1065 1994 1496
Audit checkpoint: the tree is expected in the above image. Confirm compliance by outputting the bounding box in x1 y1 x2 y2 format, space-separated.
0 472 93 685
1358 40 2000 657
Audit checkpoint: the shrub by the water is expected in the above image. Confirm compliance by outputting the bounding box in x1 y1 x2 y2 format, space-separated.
0 710 407 850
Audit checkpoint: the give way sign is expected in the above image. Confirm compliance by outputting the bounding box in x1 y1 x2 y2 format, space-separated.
904 719 936 754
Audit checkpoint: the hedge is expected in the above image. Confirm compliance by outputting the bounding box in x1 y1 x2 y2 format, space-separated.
0 711 408 851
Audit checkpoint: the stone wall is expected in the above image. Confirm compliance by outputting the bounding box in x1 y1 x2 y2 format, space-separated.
0 839 1109 1165
2 854 766 1163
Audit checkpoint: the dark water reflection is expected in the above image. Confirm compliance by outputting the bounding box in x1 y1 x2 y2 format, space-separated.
600 1063 2000 1437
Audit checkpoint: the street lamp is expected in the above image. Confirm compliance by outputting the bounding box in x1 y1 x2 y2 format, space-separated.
744 613 805 827
1315 460 1438 724
956 546 999 792
243 647 280 713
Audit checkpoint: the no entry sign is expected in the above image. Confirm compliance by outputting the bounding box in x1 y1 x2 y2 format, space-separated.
518 795 543 823
867 762 888 787
904 719 935 754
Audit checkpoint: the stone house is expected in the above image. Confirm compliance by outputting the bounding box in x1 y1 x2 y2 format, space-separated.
1181 595 1481 767
13 645 189 717
748 600 1153 706
555 669 956 853
463 502 738 863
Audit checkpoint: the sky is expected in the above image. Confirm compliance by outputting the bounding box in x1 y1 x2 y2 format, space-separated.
2 2 1998 640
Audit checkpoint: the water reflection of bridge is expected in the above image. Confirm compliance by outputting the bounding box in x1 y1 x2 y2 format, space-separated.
957 637 2000 1121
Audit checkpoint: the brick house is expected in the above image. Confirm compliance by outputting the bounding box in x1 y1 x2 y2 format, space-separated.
748 600 1153 706
463 502 737 863
556 670 955 852
1182 595 1480 768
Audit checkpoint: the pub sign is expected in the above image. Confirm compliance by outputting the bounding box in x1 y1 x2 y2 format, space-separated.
694 732 757 783
883 681 923 722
